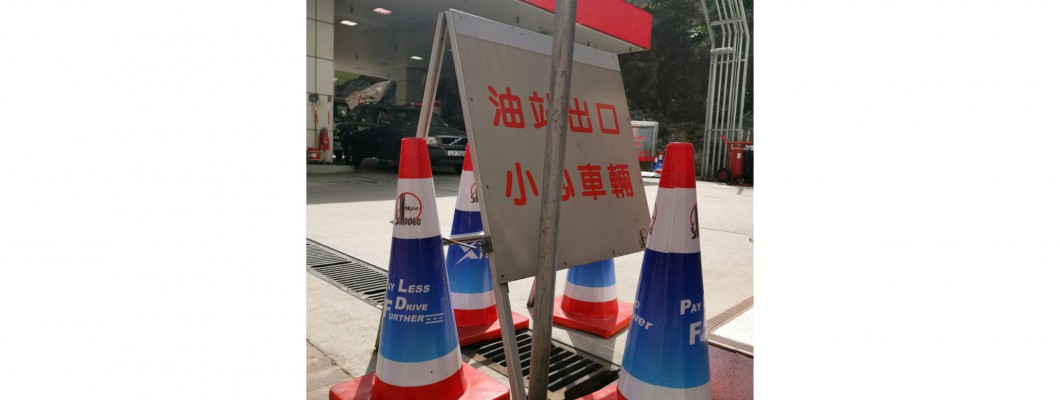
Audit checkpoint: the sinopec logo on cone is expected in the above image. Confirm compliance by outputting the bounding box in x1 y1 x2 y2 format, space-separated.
470 183 479 203
394 192 423 226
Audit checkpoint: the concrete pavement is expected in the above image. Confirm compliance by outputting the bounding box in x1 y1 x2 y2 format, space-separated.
307 340 351 400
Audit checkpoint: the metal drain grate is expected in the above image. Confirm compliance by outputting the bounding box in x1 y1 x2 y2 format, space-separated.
306 241 351 267
306 239 620 398
463 330 619 400
306 241 389 307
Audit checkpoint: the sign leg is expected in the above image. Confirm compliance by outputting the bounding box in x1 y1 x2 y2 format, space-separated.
491 261 528 400
415 13 449 138
526 278 536 308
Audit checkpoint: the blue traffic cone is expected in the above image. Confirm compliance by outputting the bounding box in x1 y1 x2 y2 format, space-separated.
577 142 711 400
552 259 633 338
447 145 529 346
329 138 509 400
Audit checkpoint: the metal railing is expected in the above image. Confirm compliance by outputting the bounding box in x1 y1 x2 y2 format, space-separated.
700 0 751 181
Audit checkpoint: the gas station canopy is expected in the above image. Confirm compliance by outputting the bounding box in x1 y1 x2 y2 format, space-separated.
333 0 652 84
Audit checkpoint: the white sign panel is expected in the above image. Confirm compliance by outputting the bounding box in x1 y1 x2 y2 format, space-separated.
446 10 651 283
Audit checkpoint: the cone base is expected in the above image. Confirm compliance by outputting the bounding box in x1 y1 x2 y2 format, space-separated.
328 364 510 400
552 297 633 339
457 311 530 347
574 383 621 400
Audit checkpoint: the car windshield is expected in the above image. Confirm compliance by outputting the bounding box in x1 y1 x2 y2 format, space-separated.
391 108 449 128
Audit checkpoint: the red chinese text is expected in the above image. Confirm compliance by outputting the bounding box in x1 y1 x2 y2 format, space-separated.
488 85 525 128
578 163 607 200
505 162 538 206
568 97 593 133
596 103 620 134
607 163 634 198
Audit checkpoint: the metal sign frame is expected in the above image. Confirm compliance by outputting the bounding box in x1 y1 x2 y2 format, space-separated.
445 10 649 285
413 11 533 400
413 5 642 399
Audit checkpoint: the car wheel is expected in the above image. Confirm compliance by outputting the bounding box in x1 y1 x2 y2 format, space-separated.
347 152 362 167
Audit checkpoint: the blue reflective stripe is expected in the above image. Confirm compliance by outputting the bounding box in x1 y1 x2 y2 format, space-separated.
450 209 483 234
566 259 616 288
380 236 459 363
620 249 710 389
445 209 492 294
446 246 492 294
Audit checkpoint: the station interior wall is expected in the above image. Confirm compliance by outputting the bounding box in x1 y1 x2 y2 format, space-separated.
307 0 335 157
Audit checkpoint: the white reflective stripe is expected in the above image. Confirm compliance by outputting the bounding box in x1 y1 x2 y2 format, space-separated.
448 10 621 72
455 170 479 212
563 281 617 303
450 290 495 310
392 178 441 240
617 369 711 400
376 347 462 387
646 188 700 254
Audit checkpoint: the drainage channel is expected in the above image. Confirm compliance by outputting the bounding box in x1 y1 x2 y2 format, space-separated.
306 239 620 399
463 330 619 399
306 240 389 306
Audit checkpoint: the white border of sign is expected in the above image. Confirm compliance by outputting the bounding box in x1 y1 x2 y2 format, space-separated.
448 12 620 71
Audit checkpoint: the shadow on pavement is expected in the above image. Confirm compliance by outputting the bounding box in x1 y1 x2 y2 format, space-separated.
308 159 463 205
360 351 378 376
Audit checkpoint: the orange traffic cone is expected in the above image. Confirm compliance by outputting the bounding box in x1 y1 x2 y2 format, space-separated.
329 138 509 400
552 259 633 338
447 145 530 346
577 142 712 400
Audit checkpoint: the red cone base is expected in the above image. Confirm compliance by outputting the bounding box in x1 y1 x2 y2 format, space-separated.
575 383 620 400
552 297 633 339
329 364 509 400
457 311 530 347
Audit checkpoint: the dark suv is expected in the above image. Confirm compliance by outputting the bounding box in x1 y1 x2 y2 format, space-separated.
337 103 468 171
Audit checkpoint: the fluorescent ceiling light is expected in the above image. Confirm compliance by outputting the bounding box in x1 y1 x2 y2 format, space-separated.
410 56 423 60
340 20 357 26
373 7 392 15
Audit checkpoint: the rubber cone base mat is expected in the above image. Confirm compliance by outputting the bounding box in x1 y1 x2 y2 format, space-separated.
551 297 633 339
457 312 530 347
574 383 620 400
328 364 509 400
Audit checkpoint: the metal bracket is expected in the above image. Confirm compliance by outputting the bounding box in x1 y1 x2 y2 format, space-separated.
441 232 487 251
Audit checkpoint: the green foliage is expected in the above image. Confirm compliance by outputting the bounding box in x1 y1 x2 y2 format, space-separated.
334 70 362 86
620 0 753 137
687 25 710 43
